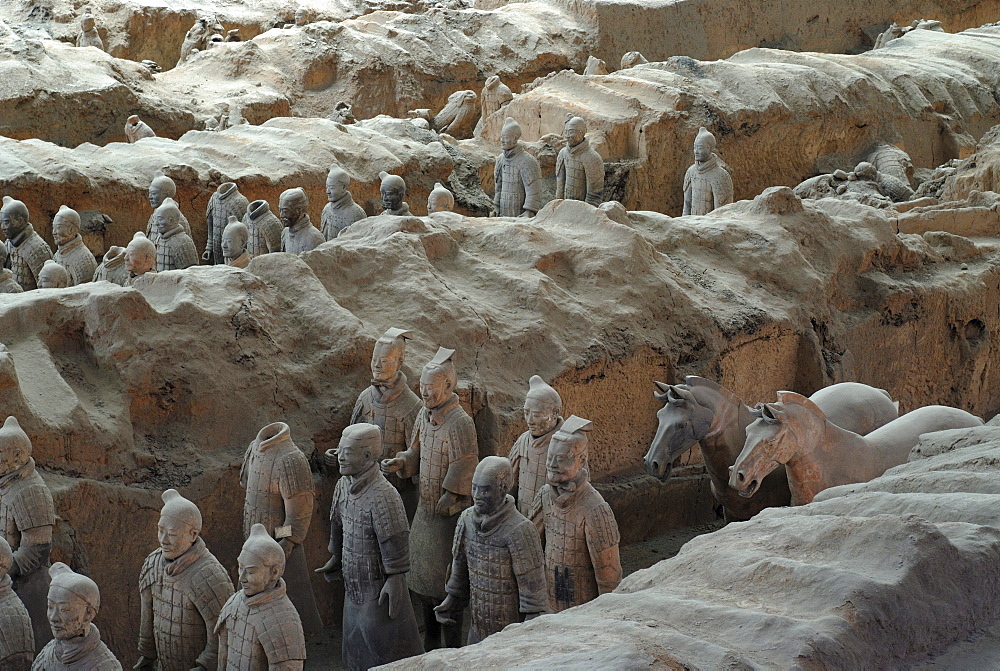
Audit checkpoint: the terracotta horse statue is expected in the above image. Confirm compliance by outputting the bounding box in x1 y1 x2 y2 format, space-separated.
730 391 984 505
643 376 899 521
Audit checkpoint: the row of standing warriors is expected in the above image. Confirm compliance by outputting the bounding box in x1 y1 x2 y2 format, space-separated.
0 329 622 670
1 119 732 294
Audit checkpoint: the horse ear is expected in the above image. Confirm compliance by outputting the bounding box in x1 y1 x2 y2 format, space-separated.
665 385 689 406
776 391 825 418
759 403 783 423
653 380 670 402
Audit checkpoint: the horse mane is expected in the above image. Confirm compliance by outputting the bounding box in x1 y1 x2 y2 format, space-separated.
775 390 827 419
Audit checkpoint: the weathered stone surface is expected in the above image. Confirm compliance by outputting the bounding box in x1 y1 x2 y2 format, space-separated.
394 429 1000 668
481 26 1000 214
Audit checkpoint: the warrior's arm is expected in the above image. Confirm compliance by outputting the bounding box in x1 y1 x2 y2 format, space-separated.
522 159 543 215
510 524 548 615
137 585 156 660
203 200 214 257
281 490 314 546
216 624 229 669
493 160 503 212
442 418 478 498
349 394 365 425
443 517 470 604
714 171 735 208
196 615 220 671
585 158 605 206
586 505 622 595
682 172 693 216
528 491 545 549
9 525 52 578
395 425 422 480
555 154 566 200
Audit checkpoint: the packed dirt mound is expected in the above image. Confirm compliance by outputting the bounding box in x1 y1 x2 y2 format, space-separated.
481 25 1000 213
2 188 998 660
941 124 1000 201
393 427 1000 668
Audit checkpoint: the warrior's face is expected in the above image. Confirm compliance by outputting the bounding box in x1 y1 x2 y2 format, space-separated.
419 368 452 409
546 435 584 485
694 136 713 163
237 551 280 597
381 186 404 213
47 589 94 641
52 214 77 247
472 469 506 515
157 515 198 560
500 129 519 152
370 342 402 384
336 437 372 477
523 397 558 438
326 176 348 203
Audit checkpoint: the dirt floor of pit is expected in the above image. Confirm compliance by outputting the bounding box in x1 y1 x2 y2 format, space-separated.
303 521 726 668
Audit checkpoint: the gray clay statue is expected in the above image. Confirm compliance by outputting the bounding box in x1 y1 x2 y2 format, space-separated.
2 197 53 291
36 261 69 290
0 416 56 652
92 246 129 286
0 536 33 671
480 76 513 124
529 415 622 612
644 377 901 521
555 115 604 206
435 456 547 643
222 218 251 268
320 165 366 240
135 489 233 671
379 172 411 216
508 376 564 516
731 393 983 505
215 524 306 670
316 424 423 670
278 188 324 255
433 90 479 139
145 176 192 242
583 55 608 75
125 115 156 144
620 51 648 69
0 267 22 293
427 183 455 215
204 183 250 265
240 422 323 636
243 200 283 258
51 207 96 286
76 14 104 50
682 127 734 216
32 563 121 670
153 199 199 271
124 233 157 286
494 117 543 217
381 347 479 649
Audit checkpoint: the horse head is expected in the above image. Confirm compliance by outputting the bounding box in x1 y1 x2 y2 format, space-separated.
644 380 714 480
729 391 825 498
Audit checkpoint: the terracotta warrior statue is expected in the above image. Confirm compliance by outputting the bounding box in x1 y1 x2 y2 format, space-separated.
215 524 306 670
508 376 564 516
435 456 547 644
427 183 455 215
2 197 52 291
204 183 249 264
51 206 96 286
0 537 33 671
320 165 366 240
125 115 156 144
153 199 199 272
494 117 543 217
0 418 56 652
92 246 129 286
316 424 423 670
222 218 251 268
145 176 192 242
124 233 157 286
240 422 322 636
33 563 120 670
279 188 324 255
76 14 104 50
682 126 734 216
0 267 22 293
381 347 478 649
36 261 69 289
556 115 604 206
480 76 513 123
529 415 622 612
379 172 411 216
243 200 283 258
135 489 233 671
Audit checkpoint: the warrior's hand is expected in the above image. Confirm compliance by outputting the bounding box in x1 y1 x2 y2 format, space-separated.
379 573 406 619
433 594 459 625
278 538 295 560
314 556 342 583
435 490 459 516
380 457 405 477
202 250 212 263
520 210 535 218
133 656 156 669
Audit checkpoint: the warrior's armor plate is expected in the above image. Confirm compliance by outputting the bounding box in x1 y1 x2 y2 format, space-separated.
555 139 604 206
530 480 621 612
350 372 422 462
243 202 283 258
320 193 366 240
155 228 199 272
53 236 96 286
508 418 562 517
205 187 250 264
396 394 478 599
446 496 547 642
145 211 193 245
0 578 33 671
682 155 734 216
494 145 543 216
216 580 306 671
32 624 121 670
5 226 52 291
137 539 234 671
280 217 325 255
